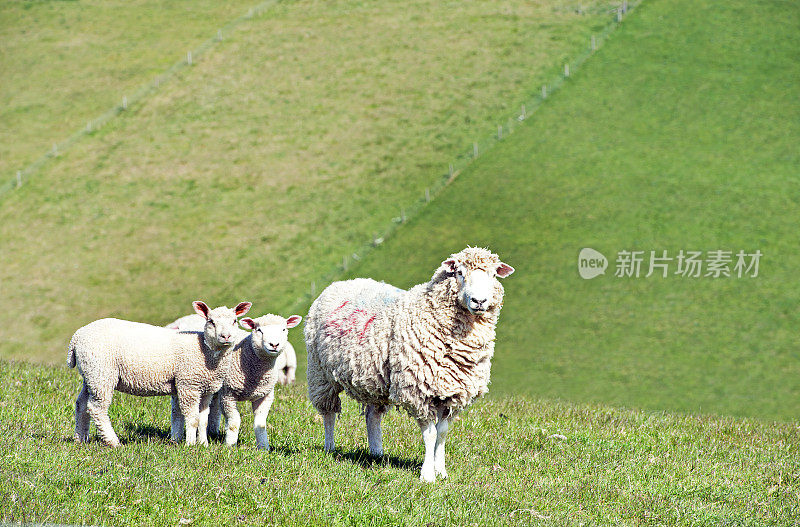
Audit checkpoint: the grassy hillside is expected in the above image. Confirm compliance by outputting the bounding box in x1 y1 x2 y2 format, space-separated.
342 0 800 420
2 361 797 526
0 0 618 364
0 0 258 179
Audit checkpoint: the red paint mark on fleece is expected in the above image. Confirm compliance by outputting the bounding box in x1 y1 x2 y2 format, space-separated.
325 301 375 343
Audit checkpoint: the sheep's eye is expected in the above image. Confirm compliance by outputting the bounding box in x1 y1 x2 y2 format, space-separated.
283 328 287 332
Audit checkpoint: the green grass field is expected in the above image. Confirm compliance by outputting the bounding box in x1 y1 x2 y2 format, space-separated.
2 361 797 526
0 0 618 366
343 0 800 421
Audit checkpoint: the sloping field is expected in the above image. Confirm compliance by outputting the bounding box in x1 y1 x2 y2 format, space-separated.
2 361 797 525
345 0 800 420
0 0 619 363
0 0 258 178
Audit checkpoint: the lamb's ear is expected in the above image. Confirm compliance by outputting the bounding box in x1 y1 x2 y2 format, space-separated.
286 315 302 329
234 302 252 317
193 301 210 319
496 262 515 278
240 318 256 330
443 258 458 273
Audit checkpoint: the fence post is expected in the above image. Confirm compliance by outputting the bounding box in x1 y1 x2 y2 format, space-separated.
187 51 192 66
542 85 547 99
521 104 526 120
449 163 454 178
425 188 430 202
564 63 570 77
591 35 597 51
311 281 316 297
473 142 478 157
497 125 502 140
122 96 128 110
16 171 21 188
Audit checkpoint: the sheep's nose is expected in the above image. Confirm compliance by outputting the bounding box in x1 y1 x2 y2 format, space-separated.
268 342 279 349
471 298 487 307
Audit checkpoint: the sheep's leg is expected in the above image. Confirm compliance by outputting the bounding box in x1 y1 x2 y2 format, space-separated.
178 393 201 445
196 393 213 446
323 412 337 452
365 404 387 457
418 420 437 483
222 395 241 447
252 391 275 450
170 395 185 442
74 381 91 443
208 392 222 439
86 389 119 448
434 417 451 479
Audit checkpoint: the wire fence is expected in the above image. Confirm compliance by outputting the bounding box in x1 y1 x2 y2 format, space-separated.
282 0 641 316
2 0 641 315
0 0 281 199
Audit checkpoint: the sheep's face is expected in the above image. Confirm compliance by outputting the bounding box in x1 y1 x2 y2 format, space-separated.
241 314 302 358
443 250 514 317
193 300 252 352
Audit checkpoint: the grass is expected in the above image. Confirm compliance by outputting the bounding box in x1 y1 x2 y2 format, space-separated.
0 0 619 365
1 360 798 526
0 0 260 180
341 0 800 421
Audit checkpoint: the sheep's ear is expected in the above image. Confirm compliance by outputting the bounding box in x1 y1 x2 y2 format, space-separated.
193 301 210 319
240 318 256 330
496 262 515 278
234 302 252 317
286 315 302 329
443 258 458 273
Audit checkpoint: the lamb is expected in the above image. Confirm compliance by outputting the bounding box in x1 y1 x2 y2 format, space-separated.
305 246 514 482
166 313 298 386
206 314 302 448
68 300 252 447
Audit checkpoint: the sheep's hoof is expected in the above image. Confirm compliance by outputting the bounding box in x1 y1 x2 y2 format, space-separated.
420 468 436 483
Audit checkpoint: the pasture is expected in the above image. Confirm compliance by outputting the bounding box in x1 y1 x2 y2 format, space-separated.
2 361 797 526
345 0 800 420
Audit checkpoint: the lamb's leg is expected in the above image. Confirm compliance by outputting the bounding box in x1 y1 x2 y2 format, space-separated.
170 395 185 442
365 404 387 457
252 391 275 450
178 392 201 445
222 395 241 446
323 412 337 452
208 392 222 439
86 388 119 447
196 393 213 446
74 381 90 443
418 419 437 483
434 417 451 479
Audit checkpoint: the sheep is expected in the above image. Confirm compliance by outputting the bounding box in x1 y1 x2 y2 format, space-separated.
165 313 298 386
305 247 514 482
68 300 252 447
205 314 303 449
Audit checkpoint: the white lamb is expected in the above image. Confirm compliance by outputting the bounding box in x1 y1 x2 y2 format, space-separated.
206 314 303 448
305 246 514 482
68 300 252 447
165 313 298 386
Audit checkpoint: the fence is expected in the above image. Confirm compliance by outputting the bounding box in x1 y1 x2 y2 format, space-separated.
283 0 642 315
0 0 281 198
2 0 641 314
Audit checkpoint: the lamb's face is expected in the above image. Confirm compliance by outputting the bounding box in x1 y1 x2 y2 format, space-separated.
193 300 252 351
241 314 302 358
443 250 515 317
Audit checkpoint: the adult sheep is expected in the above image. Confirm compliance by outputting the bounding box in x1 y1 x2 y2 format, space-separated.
305 247 514 482
68 300 251 447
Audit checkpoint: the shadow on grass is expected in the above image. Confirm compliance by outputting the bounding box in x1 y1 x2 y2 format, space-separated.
123 422 172 443
314 445 420 471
